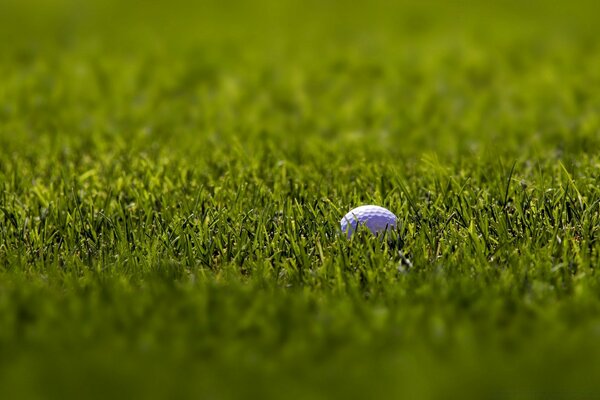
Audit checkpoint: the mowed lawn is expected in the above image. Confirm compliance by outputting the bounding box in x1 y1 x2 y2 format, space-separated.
1 0 600 398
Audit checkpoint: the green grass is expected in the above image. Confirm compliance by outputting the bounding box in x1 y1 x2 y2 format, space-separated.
1 0 600 398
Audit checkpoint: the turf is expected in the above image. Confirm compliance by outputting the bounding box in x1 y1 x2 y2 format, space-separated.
1 0 600 398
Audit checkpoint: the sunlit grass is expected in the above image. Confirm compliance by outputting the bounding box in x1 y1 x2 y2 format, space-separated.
1 0 600 398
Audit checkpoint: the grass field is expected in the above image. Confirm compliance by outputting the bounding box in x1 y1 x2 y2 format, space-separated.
1 0 600 398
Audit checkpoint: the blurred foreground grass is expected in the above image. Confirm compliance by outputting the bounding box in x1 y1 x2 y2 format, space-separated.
1 0 600 399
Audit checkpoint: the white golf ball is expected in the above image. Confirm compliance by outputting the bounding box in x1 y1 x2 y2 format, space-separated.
340 205 397 238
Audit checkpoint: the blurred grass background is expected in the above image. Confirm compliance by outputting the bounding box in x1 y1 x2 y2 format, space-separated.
1 1 600 399
2 0 599 158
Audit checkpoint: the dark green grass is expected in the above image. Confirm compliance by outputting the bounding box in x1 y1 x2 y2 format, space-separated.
2 0 600 398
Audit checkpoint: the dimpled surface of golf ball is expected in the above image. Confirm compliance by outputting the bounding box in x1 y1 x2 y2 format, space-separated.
340 205 397 238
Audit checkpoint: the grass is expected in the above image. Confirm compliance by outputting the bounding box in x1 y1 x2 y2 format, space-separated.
1 0 600 398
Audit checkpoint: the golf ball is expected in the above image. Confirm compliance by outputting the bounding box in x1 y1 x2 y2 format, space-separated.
340 205 397 238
